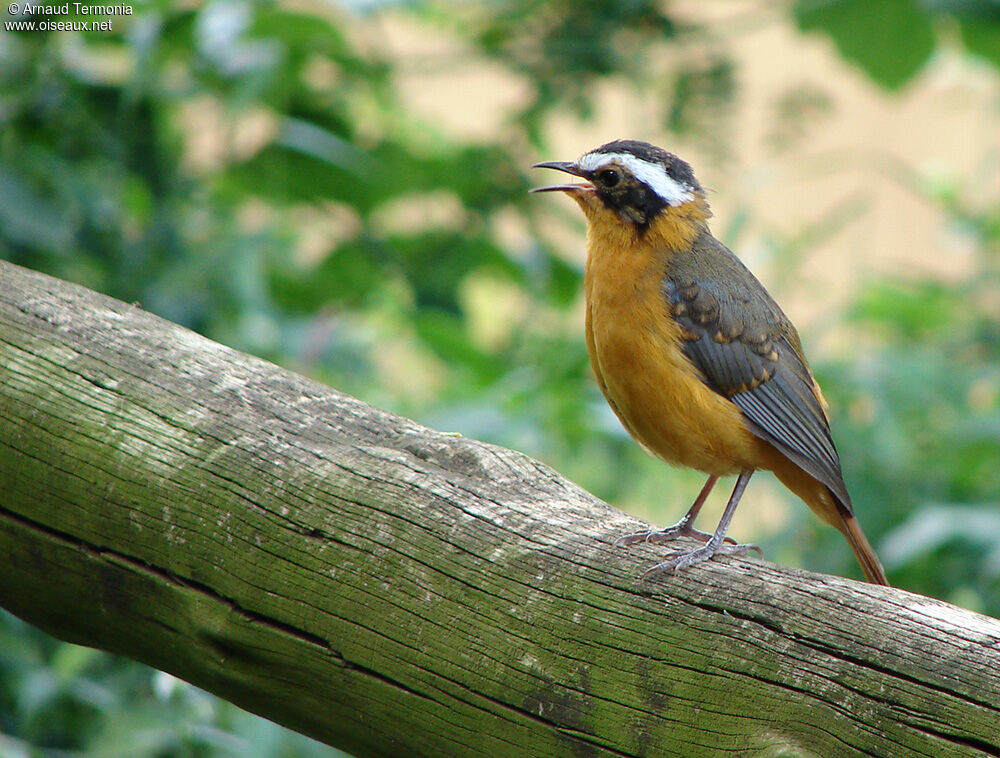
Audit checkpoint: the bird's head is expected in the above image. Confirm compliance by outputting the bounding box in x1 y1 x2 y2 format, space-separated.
532 140 708 233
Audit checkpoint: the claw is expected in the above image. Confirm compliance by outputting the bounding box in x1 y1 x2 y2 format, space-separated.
614 524 737 548
642 542 762 577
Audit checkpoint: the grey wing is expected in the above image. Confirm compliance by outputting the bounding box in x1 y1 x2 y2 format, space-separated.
663 273 852 510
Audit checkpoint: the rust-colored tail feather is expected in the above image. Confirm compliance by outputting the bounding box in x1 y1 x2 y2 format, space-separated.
837 511 889 586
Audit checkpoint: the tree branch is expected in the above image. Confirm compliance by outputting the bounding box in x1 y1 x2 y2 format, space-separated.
1 260 999 757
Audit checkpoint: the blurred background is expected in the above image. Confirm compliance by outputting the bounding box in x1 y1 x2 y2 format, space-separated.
1 0 999 755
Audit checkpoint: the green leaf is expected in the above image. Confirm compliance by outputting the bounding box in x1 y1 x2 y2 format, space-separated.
222 144 374 208
959 15 1000 69
793 0 935 90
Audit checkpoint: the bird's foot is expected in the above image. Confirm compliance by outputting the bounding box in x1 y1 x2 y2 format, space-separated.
614 522 735 548
642 542 763 577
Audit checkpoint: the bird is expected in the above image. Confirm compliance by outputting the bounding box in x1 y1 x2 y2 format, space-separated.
532 139 888 585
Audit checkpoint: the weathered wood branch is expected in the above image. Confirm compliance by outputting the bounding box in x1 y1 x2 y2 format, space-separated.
1 260 999 757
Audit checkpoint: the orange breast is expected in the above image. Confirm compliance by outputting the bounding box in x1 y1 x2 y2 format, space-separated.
583 213 768 476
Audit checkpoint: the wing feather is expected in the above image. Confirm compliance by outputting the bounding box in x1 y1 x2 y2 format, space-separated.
663 253 852 510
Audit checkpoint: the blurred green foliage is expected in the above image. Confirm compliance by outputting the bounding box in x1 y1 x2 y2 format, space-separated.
0 611 338 756
794 0 936 90
1 0 999 755
794 0 1000 88
837 179 1000 609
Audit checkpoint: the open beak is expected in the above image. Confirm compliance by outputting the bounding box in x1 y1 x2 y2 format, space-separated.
530 161 593 194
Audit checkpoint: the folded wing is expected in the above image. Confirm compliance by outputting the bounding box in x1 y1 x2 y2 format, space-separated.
663 260 852 511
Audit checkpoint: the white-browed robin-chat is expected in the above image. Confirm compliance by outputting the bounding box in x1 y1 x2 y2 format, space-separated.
533 140 888 585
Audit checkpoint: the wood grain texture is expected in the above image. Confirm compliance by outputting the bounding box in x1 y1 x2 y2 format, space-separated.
1 260 999 758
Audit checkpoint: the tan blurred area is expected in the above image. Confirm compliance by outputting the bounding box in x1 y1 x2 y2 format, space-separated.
373 1 999 328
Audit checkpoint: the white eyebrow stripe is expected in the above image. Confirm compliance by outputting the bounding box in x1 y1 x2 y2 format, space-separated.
577 151 695 207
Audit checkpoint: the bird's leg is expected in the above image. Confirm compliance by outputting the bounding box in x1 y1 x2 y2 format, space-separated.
643 468 763 577
615 475 735 547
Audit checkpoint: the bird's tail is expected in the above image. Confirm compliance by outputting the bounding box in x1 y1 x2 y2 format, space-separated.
836 510 889 586
768 457 889 585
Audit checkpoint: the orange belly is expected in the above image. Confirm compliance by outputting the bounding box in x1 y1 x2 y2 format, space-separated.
584 227 770 477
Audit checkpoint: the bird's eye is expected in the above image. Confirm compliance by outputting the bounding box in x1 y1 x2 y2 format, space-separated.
597 168 621 187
